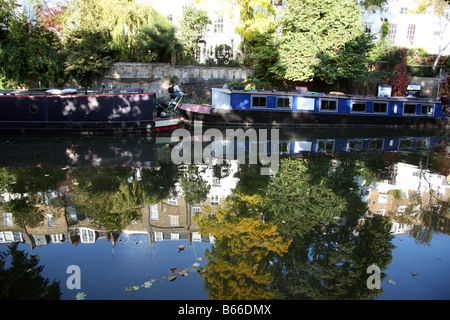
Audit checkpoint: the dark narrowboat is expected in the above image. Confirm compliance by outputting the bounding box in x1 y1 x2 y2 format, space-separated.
0 88 180 132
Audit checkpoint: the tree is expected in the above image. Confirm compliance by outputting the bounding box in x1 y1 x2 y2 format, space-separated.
63 29 115 92
0 243 61 299
272 0 373 84
194 196 292 299
178 5 211 63
135 22 181 62
0 0 65 88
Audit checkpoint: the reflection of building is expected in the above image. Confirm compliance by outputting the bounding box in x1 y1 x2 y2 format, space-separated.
0 161 239 249
358 162 450 218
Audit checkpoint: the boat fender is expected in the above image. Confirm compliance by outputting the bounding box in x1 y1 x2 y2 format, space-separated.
45 88 78 95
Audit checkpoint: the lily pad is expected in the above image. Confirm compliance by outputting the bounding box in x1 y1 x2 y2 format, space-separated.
75 292 86 300
168 274 177 281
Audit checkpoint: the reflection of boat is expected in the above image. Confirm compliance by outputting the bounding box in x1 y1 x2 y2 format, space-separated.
0 89 180 132
0 134 174 168
180 87 450 128
183 127 448 157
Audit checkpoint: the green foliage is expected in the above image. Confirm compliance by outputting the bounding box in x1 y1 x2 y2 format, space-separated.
63 29 116 91
263 159 346 238
0 243 61 299
179 165 211 205
178 5 211 64
0 0 65 88
135 23 181 62
272 0 373 84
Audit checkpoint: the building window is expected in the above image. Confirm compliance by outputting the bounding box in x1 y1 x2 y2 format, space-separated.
388 24 397 43
214 13 223 33
150 204 159 221
154 232 163 241
47 214 56 227
166 14 172 22
168 198 178 205
407 24 415 45
351 101 366 113
3 213 13 227
400 7 408 14
373 102 388 113
192 207 201 214
169 215 179 227
252 96 267 108
320 99 337 111
364 22 372 34
276 97 291 109
210 195 219 206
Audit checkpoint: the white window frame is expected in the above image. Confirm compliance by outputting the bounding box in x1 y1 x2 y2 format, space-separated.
373 102 388 114
420 104 434 116
351 101 367 113
403 103 417 115
251 95 267 109
319 98 338 112
150 204 159 221
3 212 13 227
169 215 179 227
276 96 292 109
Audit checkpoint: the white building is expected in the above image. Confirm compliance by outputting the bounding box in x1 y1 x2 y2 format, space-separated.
361 0 450 55
136 0 242 62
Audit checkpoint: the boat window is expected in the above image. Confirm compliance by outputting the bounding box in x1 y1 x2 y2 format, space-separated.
320 99 337 111
276 97 291 109
317 140 334 152
252 96 267 108
373 102 388 113
399 139 414 149
404 104 417 114
351 101 366 112
348 140 363 151
416 138 430 149
421 104 434 115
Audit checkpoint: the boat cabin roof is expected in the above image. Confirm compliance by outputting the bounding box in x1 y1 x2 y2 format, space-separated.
229 89 439 103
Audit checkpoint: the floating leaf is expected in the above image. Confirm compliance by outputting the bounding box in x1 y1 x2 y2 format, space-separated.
388 279 396 285
75 292 87 300
168 274 177 281
143 281 153 288
411 272 418 277
197 257 202 261
192 262 200 268
178 245 186 252
188 267 198 272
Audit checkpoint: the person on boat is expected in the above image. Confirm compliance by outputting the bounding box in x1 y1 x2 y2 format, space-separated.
169 81 184 100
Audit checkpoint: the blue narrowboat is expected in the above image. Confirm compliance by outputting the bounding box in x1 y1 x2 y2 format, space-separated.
0 88 180 132
180 87 450 129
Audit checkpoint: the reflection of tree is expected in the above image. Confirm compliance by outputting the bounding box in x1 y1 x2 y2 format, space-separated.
69 164 178 231
179 165 211 205
0 167 67 240
194 197 292 300
263 159 347 238
272 215 395 300
0 243 61 299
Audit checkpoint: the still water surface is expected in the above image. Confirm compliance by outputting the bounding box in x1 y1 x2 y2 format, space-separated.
0 127 449 300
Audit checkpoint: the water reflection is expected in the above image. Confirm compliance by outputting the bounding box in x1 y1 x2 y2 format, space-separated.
0 128 449 299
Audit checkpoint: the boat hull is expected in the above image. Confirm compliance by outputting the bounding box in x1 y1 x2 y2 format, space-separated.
180 104 450 129
0 92 180 132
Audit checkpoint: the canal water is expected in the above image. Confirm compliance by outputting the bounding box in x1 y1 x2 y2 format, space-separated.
0 126 449 300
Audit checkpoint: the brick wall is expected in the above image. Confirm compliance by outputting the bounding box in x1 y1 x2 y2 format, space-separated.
97 62 252 100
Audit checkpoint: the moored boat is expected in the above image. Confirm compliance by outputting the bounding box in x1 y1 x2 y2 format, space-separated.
179 87 450 129
0 88 181 132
